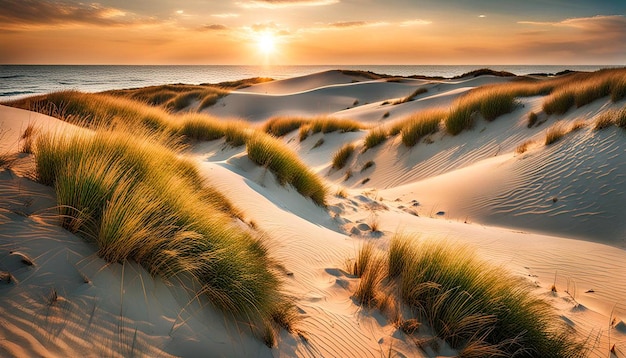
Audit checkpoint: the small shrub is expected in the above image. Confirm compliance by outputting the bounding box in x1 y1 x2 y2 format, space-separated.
198 93 226 109
445 105 474 135
264 117 308 137
400 109 445 146
515 140 532 154
332 143 355 170
361 160 375 172
312 138 324 149
354 256 386 307
446 88 517 135
382 111 390 119
543 90 575 115
398 319 420 335
594 112 615 130
393 88 427 105
178 114 225 141
224 121 250 147
545 122 567 145
335 187 347 198
298 125 311 142
616 107 626 128
570 120 586 132
388 234 415 278
270 298 302 333
363 128 388 150
310 117 363 134
167 91 203 111
527 111 538 128
574 81 610 108
344 170 353 181
351 243 376 277
20 123 37 154
246 134 327 206
611 78 626 102
368 214 380 232
480 91 517 121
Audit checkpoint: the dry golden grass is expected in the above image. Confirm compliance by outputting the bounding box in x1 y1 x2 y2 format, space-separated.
8 91 174 131
594 111 616 130
527 111 538 128
363 127 388 150
246 133 328 206
350 235 588 357
515 140 533 154
104 77 273 112
35 129 288 330
545 122 568 145
264 116 309 137
264 116 364 140
392 87 428 105
331 143 355 170
393 109 445 146
543 69 626 115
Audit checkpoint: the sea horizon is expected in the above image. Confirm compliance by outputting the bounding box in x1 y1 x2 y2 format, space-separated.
1 64 623 101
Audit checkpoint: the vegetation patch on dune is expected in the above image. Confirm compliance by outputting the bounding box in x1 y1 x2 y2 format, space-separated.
5 90 256 148
264 116 364 139
543 69 626 115
392 87 428 105
544 122 568 145
106 84 227 111
392 109 445 147
363 127 388 150
34 129 292 337
263 116 310 137
349 235 587 357
331 143 355 170
177 113 227 141
445 87 518 135
452 68 516 79
246 134 328 206
594 107 626 130
104 77 273 112
8 91 174 131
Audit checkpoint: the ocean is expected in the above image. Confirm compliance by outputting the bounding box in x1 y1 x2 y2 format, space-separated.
0 65 620 101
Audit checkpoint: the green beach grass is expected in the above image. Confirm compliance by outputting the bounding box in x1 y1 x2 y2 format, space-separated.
34 128 294 342
349 235 587 357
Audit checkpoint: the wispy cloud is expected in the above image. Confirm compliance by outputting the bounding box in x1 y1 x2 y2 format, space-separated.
0 0 151 28
400 19 432 27
201 24 229 31
328 21 368 28
251 22 281 32
212 13 240 18
515 15 626 60
237 0 339 9
518 15 626 32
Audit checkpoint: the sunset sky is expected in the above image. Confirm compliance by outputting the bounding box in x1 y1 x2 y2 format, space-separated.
1 0 625 65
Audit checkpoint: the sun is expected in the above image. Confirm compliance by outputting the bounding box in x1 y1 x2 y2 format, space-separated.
257 32 276 55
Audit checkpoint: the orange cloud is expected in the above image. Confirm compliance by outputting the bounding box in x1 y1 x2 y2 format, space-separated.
0 0 152 30
237 0 339 9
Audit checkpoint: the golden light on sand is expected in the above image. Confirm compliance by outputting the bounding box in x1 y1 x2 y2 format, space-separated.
257 32 276 55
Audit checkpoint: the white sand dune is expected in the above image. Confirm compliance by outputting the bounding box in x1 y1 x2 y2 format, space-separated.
205 71 515 123
1 70 625 357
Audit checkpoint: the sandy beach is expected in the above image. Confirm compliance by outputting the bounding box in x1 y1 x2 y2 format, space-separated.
1 68 625 357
